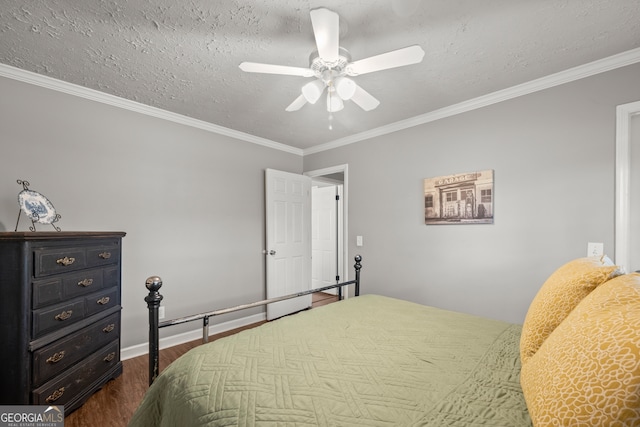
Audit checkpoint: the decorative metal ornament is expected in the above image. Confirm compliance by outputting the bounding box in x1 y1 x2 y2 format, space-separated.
15 180 62 232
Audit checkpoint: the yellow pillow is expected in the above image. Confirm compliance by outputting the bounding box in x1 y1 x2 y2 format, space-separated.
520 256 622 364
520 273 640 426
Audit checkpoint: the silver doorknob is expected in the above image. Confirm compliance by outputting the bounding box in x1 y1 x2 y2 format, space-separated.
263 250 276 256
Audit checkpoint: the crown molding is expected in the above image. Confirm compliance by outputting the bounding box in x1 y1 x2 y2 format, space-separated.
0 63 303 156
2 47 639 158
303 47 640 156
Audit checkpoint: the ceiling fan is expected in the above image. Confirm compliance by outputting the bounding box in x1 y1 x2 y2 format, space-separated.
239 7 425 114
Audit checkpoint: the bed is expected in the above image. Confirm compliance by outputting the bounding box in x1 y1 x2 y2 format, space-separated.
129 255 640 426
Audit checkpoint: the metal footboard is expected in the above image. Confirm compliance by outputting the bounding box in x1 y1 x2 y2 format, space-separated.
144 255 362 385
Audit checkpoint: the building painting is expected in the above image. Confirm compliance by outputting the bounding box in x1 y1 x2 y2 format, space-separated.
424 170 494 224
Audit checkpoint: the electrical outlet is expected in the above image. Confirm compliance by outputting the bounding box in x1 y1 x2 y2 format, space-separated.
587 242 604 257
158 306 165 320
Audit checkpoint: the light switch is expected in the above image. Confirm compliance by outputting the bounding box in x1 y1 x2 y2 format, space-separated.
587 242 604 257
356 235 363 247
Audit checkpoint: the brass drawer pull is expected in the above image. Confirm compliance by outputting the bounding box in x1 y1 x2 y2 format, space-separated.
78 278 94 287
104 352 116 363
56 257 75 266
45 387 65 403
97 296 110 305
54 310 73 321
46 351 66 364
99 252 111 259
103 324 115 333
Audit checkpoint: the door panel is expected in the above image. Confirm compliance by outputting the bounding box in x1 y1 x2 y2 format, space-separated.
312 185 339 293
265 169 311 320
629 113 640 271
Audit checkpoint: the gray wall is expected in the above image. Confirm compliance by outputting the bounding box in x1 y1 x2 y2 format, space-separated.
0 75 302 348
304 62 640 324
2 61 639 350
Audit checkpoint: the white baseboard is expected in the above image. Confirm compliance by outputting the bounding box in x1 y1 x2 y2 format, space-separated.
120 312 266 361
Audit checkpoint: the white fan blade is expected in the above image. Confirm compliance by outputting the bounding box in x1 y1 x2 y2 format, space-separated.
310 8 339 62
286 94 307 112
239 62 314 77
351 84 380 111
346 45 425 76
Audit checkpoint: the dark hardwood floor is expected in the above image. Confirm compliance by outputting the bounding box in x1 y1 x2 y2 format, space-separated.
64 292 338 427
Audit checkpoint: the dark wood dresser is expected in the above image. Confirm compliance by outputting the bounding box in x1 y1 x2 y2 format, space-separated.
0 231 126 413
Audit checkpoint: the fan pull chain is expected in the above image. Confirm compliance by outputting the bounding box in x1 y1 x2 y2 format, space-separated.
328 87 334 129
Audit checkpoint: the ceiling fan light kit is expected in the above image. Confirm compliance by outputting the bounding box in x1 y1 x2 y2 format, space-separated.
302 79 325 104
334 77 356 100
239 7 425 116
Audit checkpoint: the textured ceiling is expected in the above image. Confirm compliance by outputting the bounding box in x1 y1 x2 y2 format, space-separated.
1 0 639 151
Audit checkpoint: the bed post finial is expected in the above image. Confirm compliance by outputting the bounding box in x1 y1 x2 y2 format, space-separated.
354 255 362 296
145 276 163 386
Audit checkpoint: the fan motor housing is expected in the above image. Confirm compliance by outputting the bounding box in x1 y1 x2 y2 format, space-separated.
309 47 352 81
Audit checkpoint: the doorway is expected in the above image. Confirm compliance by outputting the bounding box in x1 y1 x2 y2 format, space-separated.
615 100 640 272
311 179 343 294
305 165 349 296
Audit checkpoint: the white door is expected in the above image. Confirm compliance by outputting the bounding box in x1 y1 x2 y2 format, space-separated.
312 185 341 293
265 169 312 320
629 112 640 271
616 101 640 272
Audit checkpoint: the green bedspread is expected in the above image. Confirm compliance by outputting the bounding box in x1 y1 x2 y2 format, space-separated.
129 295 531 426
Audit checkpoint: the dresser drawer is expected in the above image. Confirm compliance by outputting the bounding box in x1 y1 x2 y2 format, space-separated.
32 299 85 338
104 266 120 288
32 313 120 386
85 288 119 317
62 269 105 299
32 340 120 406
32 278 63 309
34 242 120 278
33 268 116 309
34 247 87 277
86 245 120 268
33 288 120 338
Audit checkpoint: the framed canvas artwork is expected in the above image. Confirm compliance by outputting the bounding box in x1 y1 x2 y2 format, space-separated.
424 170 494 225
